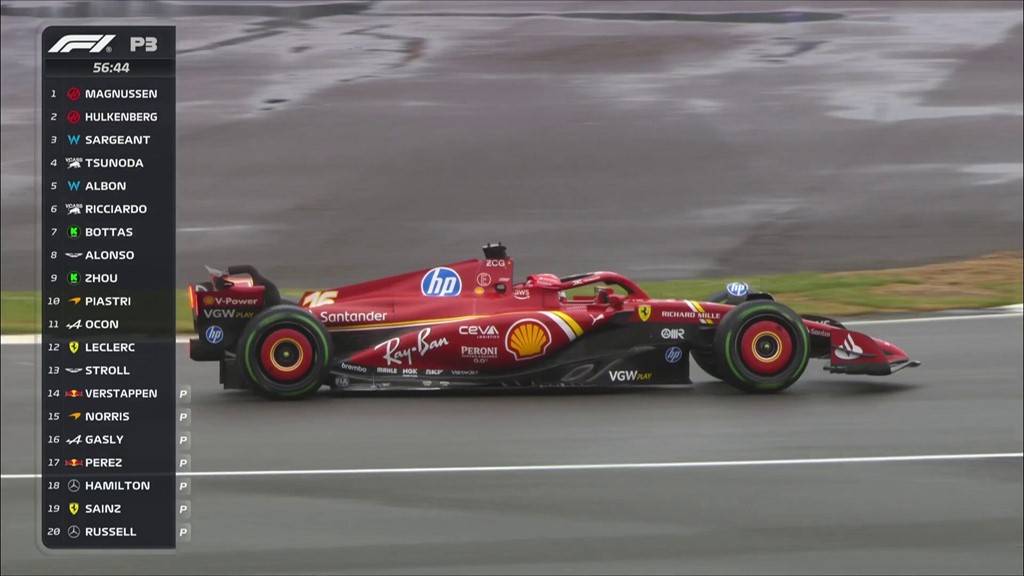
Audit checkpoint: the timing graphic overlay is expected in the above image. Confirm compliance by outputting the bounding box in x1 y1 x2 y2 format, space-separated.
41 26 179 550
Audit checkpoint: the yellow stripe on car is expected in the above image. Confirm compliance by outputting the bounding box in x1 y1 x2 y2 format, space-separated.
550 311 584 337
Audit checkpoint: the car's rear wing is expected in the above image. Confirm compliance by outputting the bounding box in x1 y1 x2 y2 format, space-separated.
188 265 280 361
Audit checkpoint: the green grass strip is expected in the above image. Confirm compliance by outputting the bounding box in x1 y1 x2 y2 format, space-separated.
3 254 1021 334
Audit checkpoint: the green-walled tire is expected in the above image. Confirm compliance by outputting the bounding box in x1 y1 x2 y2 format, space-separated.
236 305 332 400
714 301 809 394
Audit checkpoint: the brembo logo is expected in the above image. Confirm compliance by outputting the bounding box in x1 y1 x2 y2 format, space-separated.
49 34 116 53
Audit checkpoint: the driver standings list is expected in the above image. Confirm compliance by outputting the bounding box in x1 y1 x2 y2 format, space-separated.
41 27 180 550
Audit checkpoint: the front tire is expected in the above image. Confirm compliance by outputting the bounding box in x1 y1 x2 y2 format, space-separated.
236 305 332 399
714 301 809 394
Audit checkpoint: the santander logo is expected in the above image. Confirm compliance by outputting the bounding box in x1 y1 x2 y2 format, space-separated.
835 334 863 360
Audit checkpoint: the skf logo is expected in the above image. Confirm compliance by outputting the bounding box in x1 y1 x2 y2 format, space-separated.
130 36 158 52
637 305 652 322
301 290 338 308
505 319 551 361
49 34 115 54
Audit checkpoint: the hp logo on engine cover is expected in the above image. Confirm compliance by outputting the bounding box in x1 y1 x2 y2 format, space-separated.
421 267 462 297
727 282 749 297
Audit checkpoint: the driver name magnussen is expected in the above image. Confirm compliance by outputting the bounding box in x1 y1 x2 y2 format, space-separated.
318 311 388 324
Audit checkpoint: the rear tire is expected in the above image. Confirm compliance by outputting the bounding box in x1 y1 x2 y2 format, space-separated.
714 301 809 394
236 305 332 399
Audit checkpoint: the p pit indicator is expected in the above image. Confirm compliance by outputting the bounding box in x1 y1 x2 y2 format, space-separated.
41 26 177 550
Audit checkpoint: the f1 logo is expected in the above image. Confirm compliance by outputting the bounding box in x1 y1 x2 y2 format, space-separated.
49 34 115 53
129 36 158 52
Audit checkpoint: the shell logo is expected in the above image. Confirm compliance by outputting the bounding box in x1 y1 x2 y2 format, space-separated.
505 319 552 361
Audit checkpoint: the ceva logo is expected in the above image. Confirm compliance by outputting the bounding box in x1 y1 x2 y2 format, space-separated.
421 267 461 297
49 34 116 53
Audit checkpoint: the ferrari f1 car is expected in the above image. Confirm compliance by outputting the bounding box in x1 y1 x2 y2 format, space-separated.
188 243 919 399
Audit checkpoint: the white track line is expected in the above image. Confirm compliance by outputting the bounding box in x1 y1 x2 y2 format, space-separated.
1 309 1021 346
2 452 1021 480
847 311 1022 326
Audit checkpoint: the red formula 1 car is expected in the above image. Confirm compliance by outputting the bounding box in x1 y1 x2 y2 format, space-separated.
188 244 919 399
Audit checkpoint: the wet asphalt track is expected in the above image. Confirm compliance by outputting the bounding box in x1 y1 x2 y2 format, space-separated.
2 312 1022 574
1 2 1022 573
2 1 1023 288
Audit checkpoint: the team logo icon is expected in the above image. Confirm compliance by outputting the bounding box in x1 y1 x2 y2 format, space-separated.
637 305 652 322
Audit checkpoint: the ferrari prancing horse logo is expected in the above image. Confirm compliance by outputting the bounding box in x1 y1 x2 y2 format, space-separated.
638 305 652 322
69 502 79 515
69 341 79 354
